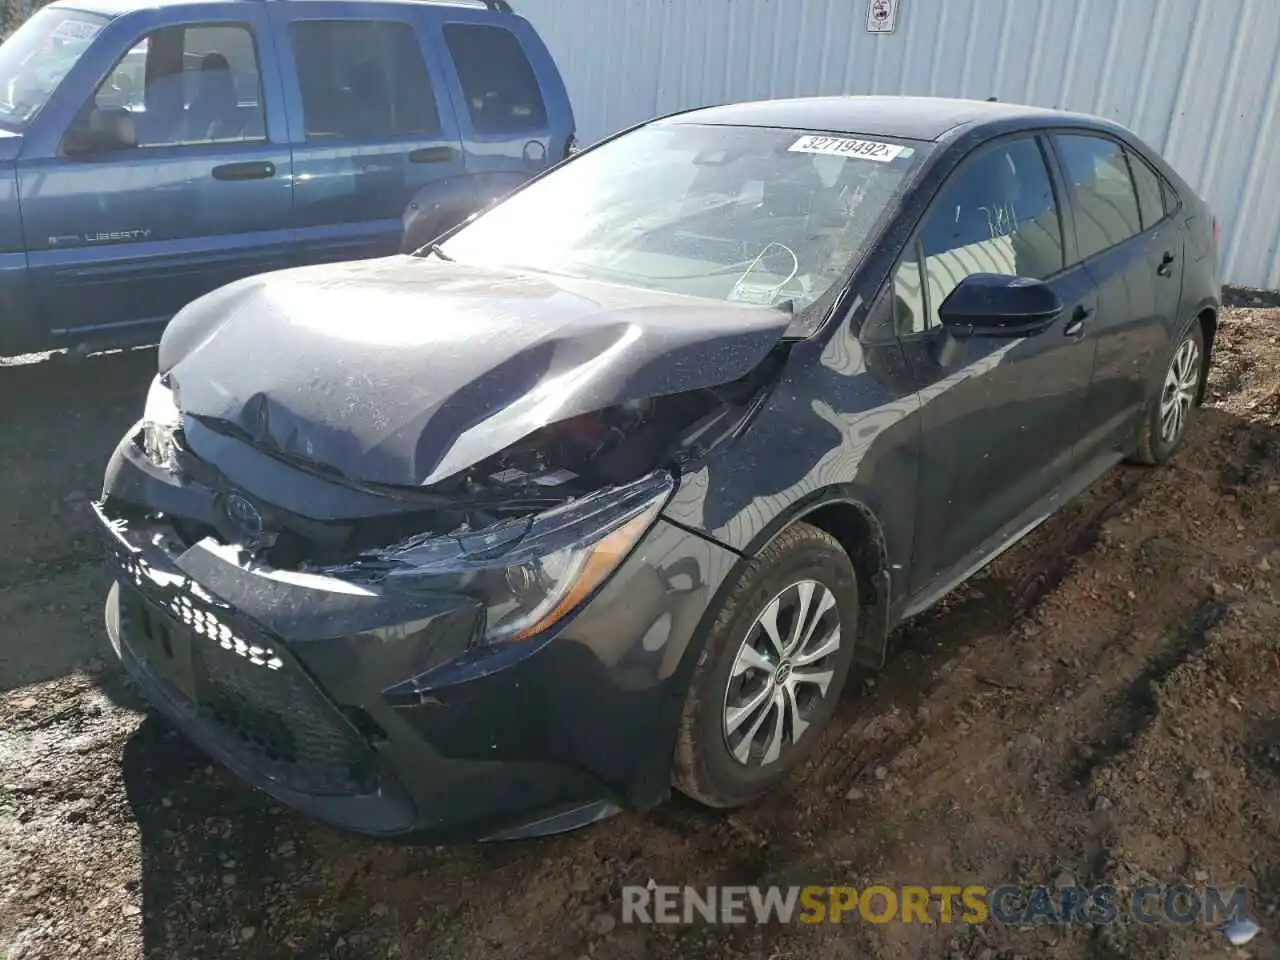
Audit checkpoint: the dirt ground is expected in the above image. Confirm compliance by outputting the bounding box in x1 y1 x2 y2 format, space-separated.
0 306 1277 960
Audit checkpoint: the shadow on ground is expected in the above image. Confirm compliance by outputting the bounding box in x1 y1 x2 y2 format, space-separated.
0 349 155 694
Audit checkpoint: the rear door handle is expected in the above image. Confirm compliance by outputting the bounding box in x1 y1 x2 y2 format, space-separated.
212 161 275 181
1157 250 1176 277
408 146 457 164
1064 305 1093 339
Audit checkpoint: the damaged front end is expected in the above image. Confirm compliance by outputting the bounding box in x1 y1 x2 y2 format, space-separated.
130 330 783 573
318 470 676 648
96 318 784 838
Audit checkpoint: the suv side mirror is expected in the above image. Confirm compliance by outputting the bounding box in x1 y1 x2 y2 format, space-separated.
62 106 137 157
938 273 1064 338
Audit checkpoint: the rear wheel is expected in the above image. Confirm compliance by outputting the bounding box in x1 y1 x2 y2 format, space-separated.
1132 321 1206 465
672 523 858 808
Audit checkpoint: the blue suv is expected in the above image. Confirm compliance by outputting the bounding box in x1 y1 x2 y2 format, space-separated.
0 0 573 354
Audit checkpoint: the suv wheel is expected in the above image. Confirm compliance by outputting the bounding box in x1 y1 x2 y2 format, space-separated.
672 522 858 808
1132 321 1206 465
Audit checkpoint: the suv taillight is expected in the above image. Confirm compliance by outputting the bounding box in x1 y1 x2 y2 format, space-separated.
1212 216 1221 244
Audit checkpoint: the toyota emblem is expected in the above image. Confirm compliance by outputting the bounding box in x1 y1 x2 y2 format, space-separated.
224 492 264 538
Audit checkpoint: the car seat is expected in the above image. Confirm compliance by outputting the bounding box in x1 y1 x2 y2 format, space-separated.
179 53 243 142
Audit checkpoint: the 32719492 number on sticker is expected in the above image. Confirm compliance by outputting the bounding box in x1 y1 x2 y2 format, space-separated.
788 135 906 162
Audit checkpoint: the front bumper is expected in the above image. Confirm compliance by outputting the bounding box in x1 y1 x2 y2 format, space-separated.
97 429 738 841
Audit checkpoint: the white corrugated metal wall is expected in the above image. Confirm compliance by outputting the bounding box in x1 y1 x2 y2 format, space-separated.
515 0 1280 290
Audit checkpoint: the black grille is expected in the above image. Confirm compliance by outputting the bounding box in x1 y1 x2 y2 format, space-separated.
110 542 375 797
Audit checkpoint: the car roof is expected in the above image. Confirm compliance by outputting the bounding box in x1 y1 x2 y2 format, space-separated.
664 95 1106 142
55 0 507 19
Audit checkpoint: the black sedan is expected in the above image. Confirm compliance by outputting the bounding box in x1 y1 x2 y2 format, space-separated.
96 96 1221 841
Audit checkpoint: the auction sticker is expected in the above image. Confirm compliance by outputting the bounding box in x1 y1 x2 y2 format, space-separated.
788 135 905 162
51 18 102 41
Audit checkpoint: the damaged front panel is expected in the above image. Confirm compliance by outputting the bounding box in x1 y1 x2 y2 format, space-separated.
92 207 800 840
114 256 791 584
160 256 793 490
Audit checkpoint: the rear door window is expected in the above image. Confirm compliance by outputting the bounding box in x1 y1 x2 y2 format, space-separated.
290 20 440 140
1054 134 1143 261
442 23 546 133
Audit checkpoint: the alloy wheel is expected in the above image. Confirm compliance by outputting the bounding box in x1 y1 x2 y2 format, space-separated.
1159 337 1201 445
722 579 842 766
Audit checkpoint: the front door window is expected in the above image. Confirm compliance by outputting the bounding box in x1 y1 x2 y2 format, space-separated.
62 23 266 153
897 137 1064 335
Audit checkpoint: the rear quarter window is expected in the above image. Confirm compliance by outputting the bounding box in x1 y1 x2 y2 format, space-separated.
1127 151 1166 230
442 22 546 133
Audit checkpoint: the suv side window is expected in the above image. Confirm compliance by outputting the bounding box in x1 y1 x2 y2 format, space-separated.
290 20 440 140
95 40 150 111
442 23 547 133
897 136 1063 334
1054 134 1143 261
75 24 265 148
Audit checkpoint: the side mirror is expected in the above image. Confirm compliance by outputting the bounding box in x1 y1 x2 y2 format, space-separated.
937 273 1064 338
62 107 137 157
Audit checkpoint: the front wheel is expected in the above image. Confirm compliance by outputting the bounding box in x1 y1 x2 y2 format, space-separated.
672 522 858 808
1131 321 1206 465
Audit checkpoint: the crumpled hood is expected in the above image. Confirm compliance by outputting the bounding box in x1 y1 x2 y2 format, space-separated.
160 256 792 487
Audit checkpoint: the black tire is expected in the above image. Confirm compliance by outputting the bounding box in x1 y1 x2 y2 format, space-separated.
1130 320 1206 466
672 522 858 808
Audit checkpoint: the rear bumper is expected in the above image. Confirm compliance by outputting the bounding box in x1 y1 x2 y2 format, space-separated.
97 432 737 841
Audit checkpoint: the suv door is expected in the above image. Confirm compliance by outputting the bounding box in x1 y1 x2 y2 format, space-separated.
1050 133 1185 460
272 5 465 265
17 6 292 345
894 134 1100 599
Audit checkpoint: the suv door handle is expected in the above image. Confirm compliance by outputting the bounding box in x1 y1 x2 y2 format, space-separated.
1157 250 1176 277
212 161 275 181
1064 305 1093 339
408 146 456 164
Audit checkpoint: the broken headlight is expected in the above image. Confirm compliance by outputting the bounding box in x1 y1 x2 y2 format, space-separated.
333 471 674 645
140 375 181 473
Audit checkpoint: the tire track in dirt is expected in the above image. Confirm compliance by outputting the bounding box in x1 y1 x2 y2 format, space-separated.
1072 598 1227 784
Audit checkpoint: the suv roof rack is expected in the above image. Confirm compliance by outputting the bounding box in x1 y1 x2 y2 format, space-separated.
417 0 513 9
248 0 514 8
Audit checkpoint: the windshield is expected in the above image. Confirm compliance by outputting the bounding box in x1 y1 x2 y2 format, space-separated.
0 7 108 128
439 122 924 313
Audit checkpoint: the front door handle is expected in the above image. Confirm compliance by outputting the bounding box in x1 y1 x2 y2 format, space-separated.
1064 305 1093 339
408 146 457 164
212 161 275 181
1157 250 1176 277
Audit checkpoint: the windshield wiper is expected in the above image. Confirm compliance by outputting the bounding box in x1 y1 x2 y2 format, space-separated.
426 242 453 262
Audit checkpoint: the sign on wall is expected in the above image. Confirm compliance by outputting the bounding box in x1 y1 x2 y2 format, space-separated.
866 0 900 33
